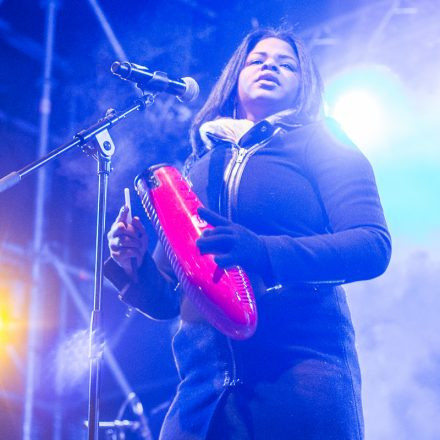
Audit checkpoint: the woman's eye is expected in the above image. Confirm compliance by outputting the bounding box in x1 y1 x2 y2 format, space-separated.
281 64 296 71
248 59 263 65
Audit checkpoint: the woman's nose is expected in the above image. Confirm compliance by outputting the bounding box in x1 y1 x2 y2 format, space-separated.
262 60 279 72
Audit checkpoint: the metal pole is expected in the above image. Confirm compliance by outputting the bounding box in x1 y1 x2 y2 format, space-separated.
53 251 69 440
22 1 58 439
53 285 67 440
86 0 128 60
87 149 112 440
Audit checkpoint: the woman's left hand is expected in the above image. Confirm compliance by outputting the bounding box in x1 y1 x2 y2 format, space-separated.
196 207 270 274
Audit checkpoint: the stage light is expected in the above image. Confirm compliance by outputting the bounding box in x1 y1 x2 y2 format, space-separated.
0 278 28 384
0 284 26 347
325 64 408 156
331 89 385 148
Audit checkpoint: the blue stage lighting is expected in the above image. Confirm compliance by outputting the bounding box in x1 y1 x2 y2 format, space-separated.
325 65 407 155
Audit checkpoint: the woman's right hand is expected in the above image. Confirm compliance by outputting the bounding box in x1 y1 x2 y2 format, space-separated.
107 205 148 276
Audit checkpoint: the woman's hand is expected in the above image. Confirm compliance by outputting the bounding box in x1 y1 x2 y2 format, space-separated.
196 207 270 275
107 205 148 276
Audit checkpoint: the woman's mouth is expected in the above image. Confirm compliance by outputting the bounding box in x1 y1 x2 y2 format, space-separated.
256 74 280 86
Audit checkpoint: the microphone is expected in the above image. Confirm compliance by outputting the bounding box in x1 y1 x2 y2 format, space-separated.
111 61 199 102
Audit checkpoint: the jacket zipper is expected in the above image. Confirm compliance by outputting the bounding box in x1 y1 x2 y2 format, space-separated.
221 131 277 219
225 143 264 219
224 338 239 387
219 130 277 386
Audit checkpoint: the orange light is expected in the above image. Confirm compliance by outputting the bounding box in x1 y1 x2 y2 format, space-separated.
0 278 27 350
0 278 28 387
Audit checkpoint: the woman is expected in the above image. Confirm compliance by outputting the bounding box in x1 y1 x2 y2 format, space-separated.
105 28 391 439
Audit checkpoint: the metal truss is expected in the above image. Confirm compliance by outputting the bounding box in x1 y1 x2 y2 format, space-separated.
299 0 440 76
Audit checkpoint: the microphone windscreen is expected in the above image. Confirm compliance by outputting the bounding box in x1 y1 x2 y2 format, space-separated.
178 77 200 102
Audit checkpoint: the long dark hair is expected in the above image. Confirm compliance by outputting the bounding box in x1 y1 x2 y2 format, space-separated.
189 27 324 155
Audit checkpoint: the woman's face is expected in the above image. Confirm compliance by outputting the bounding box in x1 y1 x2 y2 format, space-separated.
237 37 300 121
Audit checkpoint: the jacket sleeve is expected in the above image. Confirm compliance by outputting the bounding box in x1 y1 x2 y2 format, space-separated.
260 122 392 286
103 241 181 320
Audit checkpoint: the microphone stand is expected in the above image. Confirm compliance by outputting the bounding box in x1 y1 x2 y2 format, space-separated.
0 92 155 440
0 94 153 193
